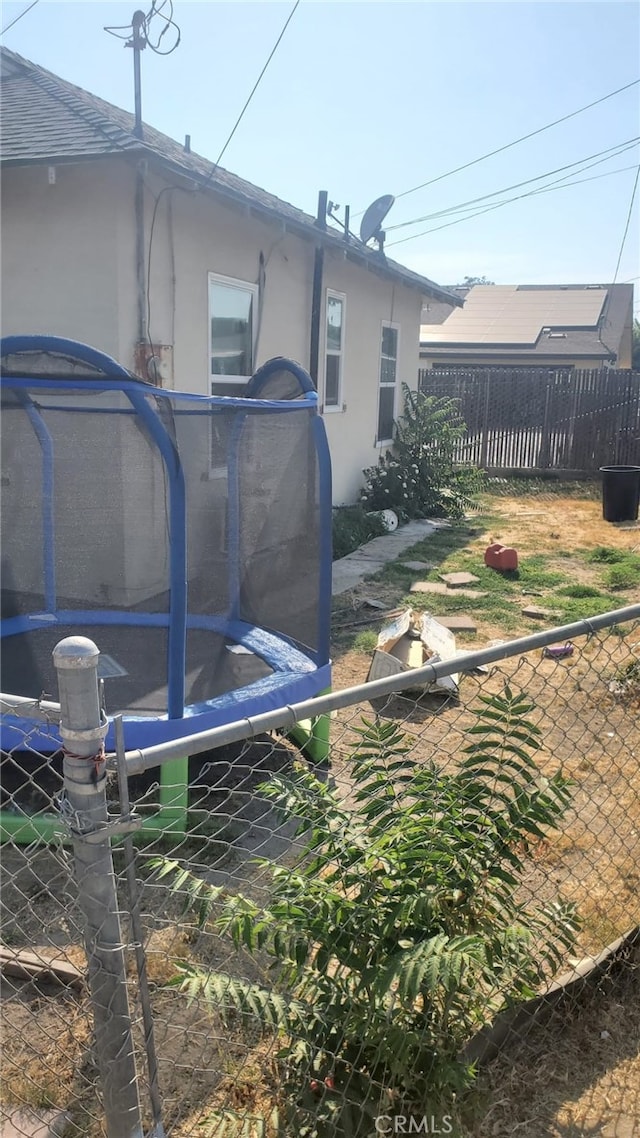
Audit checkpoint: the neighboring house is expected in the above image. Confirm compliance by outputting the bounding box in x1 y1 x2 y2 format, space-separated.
420 283 634 370
0 47 460 505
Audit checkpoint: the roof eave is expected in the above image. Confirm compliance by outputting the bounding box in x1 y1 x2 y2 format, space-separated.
176 165 461 302
0 149 135 167
141 150 461 302
1 137 458 304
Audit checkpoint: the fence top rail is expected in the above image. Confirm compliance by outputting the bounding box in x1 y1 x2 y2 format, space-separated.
418 368 640 378
118 604 640 776
0 692 61 723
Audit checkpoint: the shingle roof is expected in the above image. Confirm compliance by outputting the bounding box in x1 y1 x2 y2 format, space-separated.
0 47 460 306
420 283 633 362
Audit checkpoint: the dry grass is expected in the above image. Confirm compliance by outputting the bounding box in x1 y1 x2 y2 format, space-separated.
486 493 639 553
468 949 640 1137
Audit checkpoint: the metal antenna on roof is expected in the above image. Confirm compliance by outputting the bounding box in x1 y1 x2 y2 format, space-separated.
327 201 355 244
129 11 147 140
105 3 181 140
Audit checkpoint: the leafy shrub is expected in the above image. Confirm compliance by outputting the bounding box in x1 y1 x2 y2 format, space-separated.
361 385 483 522
332 506 387 561
154 688 576 1137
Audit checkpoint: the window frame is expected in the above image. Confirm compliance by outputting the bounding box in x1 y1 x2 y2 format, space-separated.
323 289 346 413
377 320 400 445
208 271 259 393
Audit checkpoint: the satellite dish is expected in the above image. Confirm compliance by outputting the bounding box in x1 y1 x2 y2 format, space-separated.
359 194 395 246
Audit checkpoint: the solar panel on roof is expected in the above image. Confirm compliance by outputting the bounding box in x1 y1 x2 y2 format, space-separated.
420 286 608 346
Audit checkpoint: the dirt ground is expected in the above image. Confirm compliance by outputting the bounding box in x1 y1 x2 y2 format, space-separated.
326 493 640 1137
2 493 639 1137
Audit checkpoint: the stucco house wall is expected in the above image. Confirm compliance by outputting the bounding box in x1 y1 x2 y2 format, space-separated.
321 252 421 502
2 157 426 505
140 166 424 503
1 160 127 359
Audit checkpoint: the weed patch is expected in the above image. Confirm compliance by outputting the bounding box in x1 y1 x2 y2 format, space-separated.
553 594 628 624
557 585 605 599
587 546 628 564
352 629 378 654
332 507 387 561
603 559 640 591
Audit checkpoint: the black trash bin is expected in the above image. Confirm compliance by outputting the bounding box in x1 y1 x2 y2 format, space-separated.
600 465 640 523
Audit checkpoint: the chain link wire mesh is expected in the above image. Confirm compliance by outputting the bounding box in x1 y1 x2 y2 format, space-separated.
2 612 639 1138
0 730 99 1137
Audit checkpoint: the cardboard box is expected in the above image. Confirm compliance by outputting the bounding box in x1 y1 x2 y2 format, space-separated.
367 609 458 695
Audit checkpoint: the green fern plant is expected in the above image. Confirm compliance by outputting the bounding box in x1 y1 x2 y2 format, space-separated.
151 687 577 1137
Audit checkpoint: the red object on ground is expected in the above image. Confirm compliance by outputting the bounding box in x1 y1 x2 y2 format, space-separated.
484 543 519 571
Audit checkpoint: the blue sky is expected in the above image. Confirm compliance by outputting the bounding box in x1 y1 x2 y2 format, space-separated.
2 1 639 301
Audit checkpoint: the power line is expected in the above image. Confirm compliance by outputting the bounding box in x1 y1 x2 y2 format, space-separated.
414 161 638 228
1 0 40 35
390 141 639 229
612 165 640 286
387 161 638 248
394 78 640 204
354 77 640 217
147 0 300 327
386 162 638 248
386 139 639 233
212 0 300 171
191 0 301 199
145 2 300 351
388 164 637 247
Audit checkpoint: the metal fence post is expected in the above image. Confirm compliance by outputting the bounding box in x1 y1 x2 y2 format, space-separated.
54 636 143 1138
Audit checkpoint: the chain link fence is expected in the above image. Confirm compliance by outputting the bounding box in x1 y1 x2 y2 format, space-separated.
1 606 639 1138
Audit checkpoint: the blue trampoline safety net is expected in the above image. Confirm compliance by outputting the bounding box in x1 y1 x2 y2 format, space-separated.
0 345 331 742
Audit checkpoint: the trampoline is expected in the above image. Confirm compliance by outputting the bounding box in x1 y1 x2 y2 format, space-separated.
0 336 332 837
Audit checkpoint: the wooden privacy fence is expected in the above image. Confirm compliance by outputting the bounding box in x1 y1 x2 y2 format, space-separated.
418 367 640 476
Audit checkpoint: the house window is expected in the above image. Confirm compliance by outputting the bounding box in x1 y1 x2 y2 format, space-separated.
208 273 258 395
377 323 399 443
324 290 345 411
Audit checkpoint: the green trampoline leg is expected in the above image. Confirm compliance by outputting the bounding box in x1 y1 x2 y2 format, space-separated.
0 758 191 845
156 756 189 833
288 689 331 766
0 811 66 845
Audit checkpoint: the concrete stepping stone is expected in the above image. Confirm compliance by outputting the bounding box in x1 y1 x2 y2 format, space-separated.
432 614 478 632
410 581 449 595
401 561 433 572
440 571 480 588
522 605 556 620
410 581 487 598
